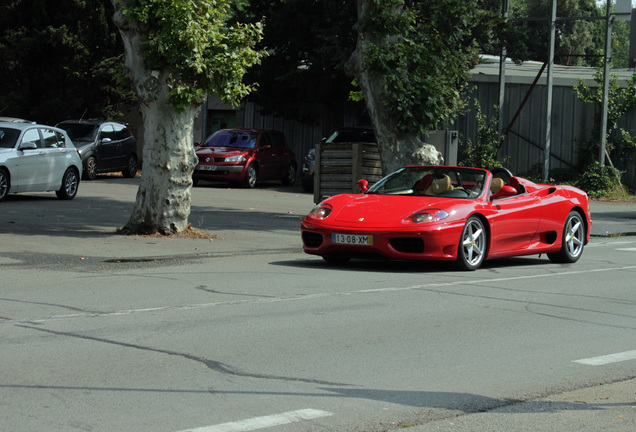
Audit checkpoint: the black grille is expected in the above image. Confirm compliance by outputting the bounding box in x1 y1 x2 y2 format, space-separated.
303 231 323 248
390 237 424 253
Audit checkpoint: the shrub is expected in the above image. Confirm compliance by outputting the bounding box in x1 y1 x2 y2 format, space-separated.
576 162 622 198
459 101 507 170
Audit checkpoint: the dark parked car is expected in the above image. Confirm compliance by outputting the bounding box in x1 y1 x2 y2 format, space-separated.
193 128 297 188
302 126 376 192
56 120 138 180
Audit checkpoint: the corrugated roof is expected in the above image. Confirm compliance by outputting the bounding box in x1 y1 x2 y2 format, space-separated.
470 56 634 87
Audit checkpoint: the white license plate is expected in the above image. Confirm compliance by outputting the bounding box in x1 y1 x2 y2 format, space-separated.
197 164 217 171
332 233 373 246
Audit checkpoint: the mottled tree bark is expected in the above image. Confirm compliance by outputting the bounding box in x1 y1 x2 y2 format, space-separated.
112 3 197 234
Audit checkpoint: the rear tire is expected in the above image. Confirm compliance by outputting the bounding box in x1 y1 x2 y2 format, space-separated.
0 169 9 201
122 154 138 178
56 168 79 200
548 211 585 263
456 216 487 271
282 164 297 186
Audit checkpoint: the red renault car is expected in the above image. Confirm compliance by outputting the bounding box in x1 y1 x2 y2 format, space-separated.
193 128 297 188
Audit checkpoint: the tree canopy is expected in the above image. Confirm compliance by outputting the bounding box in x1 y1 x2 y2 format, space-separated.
117 0 265 111
235 0 359 122
0 0 133 123
510 0 601 66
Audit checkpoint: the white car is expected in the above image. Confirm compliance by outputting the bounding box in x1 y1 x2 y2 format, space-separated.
0 122 82 201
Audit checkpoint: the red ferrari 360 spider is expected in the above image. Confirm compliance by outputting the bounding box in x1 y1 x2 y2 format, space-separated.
301 165 592 270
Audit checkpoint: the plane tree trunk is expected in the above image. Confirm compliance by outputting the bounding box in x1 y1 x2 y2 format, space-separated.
112 4 197 235
346 0 442 175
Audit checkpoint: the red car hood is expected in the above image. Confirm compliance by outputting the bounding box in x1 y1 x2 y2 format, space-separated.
196 146 252 158
327 194 470 226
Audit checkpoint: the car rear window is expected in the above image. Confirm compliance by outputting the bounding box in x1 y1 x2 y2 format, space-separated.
58 123 98 142
114 124 132 140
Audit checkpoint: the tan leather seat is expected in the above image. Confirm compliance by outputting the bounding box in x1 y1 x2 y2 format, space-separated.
430 175 454 194
490 177 504 195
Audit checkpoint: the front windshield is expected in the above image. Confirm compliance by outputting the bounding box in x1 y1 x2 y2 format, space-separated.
0 127 20 148
367 166 487 199
202 130 258 149
57 123 98 142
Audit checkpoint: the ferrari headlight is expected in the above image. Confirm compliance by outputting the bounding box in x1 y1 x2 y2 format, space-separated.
225 154 247 163
402 209 449 224
308 203 333 220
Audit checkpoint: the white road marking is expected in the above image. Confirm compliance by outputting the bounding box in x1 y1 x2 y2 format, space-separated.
177 409 333 432
616 248 636 251
574 350 636 366
6 264 636 325
587 240 636 247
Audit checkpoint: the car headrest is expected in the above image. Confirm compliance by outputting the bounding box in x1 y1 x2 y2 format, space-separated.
413 174 433 191
490 177 504 194
431 175 453 194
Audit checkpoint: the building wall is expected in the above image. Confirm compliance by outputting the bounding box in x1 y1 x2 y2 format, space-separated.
455 63 636 184
198 63 636 185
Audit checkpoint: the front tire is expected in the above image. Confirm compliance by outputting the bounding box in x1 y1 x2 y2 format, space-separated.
0 169 10 201
457 216 487 271
84 156 97 180
242 164 258 188
56 168 79 200
548 211 585 263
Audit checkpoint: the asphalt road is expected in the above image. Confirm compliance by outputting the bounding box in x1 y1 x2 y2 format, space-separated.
1 177 635 432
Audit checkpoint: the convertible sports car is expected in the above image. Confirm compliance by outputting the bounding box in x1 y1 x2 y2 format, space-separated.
301 165 592 270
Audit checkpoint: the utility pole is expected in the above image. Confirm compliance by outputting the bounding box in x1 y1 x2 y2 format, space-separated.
498 0 509 136
599 0 613 166
544 0 556 181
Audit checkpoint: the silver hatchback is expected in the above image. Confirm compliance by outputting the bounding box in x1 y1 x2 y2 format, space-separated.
0 122 82 201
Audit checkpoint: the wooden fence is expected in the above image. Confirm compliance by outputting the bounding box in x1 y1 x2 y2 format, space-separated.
314 142 383 203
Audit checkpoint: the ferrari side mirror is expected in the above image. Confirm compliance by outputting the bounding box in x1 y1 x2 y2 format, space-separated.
491 185 517 200
356 179 369 191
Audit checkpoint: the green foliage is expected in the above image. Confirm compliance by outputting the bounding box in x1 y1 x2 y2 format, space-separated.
575 67 636 136
0 0 134 123
459 101 506 170
576 161 622 198
358 0 489 134
574 66 636 169
234 0 359 122
118 0 266 111
511 0 599 66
